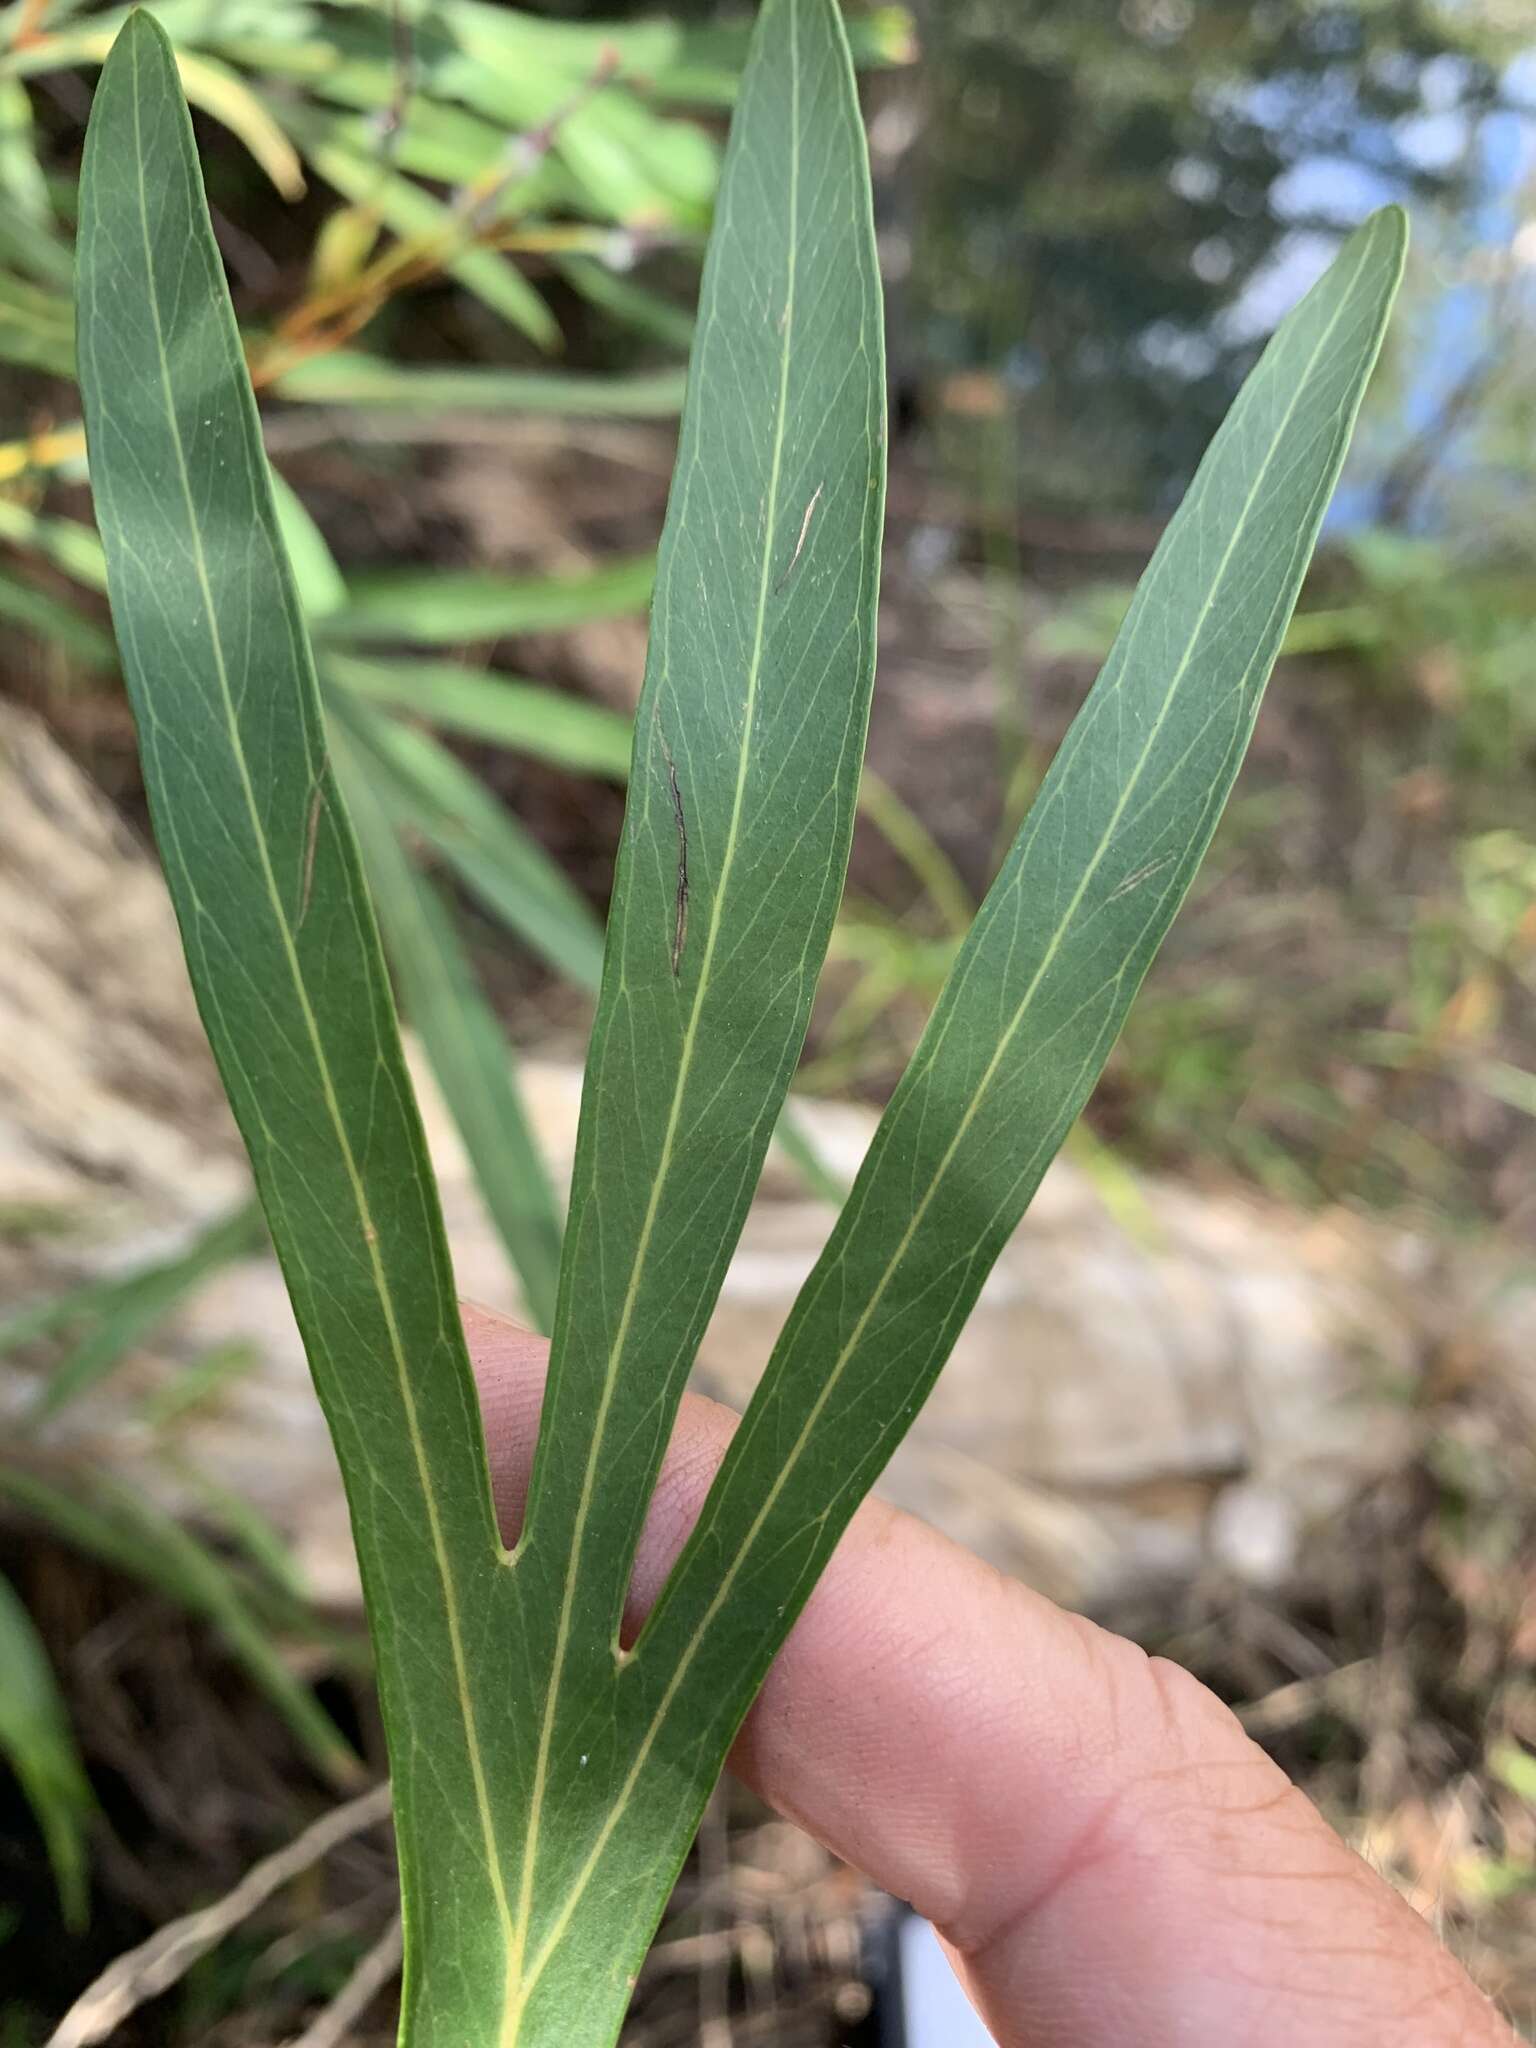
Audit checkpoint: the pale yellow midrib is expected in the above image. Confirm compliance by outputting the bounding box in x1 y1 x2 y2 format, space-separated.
511 223 1379 2009
499 9 809 2034
122 27 516 1985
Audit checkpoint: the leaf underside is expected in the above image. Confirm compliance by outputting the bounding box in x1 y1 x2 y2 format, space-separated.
77 5 1404 2045
77 14 515 2040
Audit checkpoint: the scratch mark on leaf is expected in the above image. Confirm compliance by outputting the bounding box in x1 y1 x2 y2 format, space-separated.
774 482 824 595
1106 852 1176 903
659 728 688 977
298 782 325 928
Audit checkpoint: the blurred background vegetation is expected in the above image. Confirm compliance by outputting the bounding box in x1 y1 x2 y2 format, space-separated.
0 1 1532 2042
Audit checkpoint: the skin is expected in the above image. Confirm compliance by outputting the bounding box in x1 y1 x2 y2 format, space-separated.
465 1302 1517 2048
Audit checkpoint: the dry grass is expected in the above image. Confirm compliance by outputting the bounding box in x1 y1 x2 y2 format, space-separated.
1110 1367 1536 2036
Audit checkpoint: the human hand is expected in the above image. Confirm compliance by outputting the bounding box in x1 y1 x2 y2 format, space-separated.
465 1303 1515 2048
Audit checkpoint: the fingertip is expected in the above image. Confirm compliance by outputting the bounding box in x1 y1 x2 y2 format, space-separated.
460 1300 549 1542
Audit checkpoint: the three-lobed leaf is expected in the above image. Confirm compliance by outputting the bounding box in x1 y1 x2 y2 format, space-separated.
76 8 1405 2048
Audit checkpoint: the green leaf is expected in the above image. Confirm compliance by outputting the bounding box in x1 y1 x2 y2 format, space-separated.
635 207 1408 1790
339 696 608 989
76 10 1404 2048
500 3 887 2035
0 200 77 291
276 103 560 351
0 565 116 668
326 651 632 779
0 1571 94 1930
0 76 53 231
0 498 107 592
0 1469 357 1783
82 6 881 2042
332 711 564 1332
327 665 846 1224
270 471 348 620
78 0 512 2007
0 263 75 373
432 4 720 228
323 552 656 647
523 0 886 1578
550 255 697 353
21 1199 264 1428
272 351 688 419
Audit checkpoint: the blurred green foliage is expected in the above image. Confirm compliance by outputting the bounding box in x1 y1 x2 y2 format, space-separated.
906 0 1507 509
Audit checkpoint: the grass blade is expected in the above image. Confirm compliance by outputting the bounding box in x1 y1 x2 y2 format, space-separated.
551 256 697 352
858 764 975 936
0 565 116 667
0 264 76 373
159 1451 316 1612
0 499 107 592
769 1104 849 1207
0 76 54 236
326 652 632 779
0 202 76 292
163 46 305 198
296 522 567 1332
333 714 564 1331
0 1470 357 1784
339 696 608 988
137 1337 261 1430
9 24 304 195
22 1199 264 1428
0 1206 256 1360
273 353 688 419
0 1570 94 1930
270 471 348 620
323 553 656 647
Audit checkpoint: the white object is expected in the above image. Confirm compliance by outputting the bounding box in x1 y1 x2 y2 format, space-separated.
896 1916 995 2046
